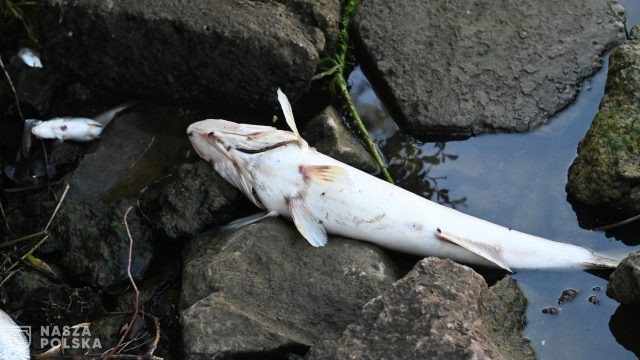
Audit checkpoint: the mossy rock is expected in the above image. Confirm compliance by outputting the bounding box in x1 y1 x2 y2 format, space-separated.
567 34 640 211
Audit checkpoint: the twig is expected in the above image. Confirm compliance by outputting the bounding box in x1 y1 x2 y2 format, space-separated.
105 206 140 358
593 213 640 231
0 183 69 249
2 179 65 193
44 183 70 231
0 230 47 249
0 198 13 236
0 54 24 122
146 314 161 357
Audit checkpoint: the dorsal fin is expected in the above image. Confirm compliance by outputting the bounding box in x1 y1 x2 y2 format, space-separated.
277 88 305 147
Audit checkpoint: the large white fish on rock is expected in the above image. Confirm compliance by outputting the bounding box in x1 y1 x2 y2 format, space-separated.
187 89 620 272
0 309 29 360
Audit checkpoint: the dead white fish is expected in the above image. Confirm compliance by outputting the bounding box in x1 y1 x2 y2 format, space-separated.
186 89 621 272
23 102 136 156
0 309 30 360
18 47 42 68
30 117 103 142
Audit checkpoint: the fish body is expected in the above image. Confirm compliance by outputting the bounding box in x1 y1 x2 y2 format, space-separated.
187 90 620 271
31 117 103 142
26 102 135 148
0 309 30 360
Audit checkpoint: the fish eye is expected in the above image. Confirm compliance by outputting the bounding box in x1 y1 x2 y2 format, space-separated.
60 125 68 131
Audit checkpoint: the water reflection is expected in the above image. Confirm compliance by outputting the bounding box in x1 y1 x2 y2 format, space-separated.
610 304 640 357
351 72 467 209
349 54 640 358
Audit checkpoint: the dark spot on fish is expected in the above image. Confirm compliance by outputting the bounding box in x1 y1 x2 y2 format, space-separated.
321 192 326 196
60 125 68 131
588 295 600 305
226 146 231 151
592 286 601 292
558 288 578 305
542 306 560 315
319 220 323 224
436 228 442 233
508 228 512 231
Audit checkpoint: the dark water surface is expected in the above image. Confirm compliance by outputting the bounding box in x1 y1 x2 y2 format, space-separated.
349 4 640 358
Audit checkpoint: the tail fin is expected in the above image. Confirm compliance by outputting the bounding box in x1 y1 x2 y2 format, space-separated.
583 250 624 269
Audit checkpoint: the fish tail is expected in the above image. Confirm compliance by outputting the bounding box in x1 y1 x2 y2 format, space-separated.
582 250 624 269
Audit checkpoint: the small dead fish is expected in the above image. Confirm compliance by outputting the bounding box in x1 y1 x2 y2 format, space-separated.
0 309 30 360
186 89 622 272
18 47 42 68
23 102 136 155
31 117 103 142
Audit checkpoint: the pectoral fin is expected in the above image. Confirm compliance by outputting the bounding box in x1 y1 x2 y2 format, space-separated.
300 165 351 184
436 230 512 272
288 197 327 247
222 210 279 231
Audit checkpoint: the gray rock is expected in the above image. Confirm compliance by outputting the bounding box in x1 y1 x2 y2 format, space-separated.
566 36 640 211
481 277 536 360
303 106 378 173
38 0 337 110
180 218 399 359
67 112 154 202
139 160 238 239
353 0 626 137
3 270 56 309
306 258 533 360
54 200 155 290
607 252 640 304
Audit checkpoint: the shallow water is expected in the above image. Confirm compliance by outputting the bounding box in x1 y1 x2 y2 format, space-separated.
349 4 640 358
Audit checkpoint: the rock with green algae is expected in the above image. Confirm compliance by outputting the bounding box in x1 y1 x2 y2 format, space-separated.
567 25 640 211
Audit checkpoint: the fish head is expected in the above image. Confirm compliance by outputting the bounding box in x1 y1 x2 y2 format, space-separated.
187 119 299 206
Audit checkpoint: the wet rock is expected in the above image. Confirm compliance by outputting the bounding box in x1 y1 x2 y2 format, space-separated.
53 200 155 290
558 288 579 305
38 0 336 111
567 25 640 211
180 218 399 359
607 252 640 304
2 270 56 309
22 285 104 326
7 55 57 116
303 106 378 173
353 0 626 137
66 112 154 202
307 258 533 360
139 160 237 239
542 306 561 315
481 277 536 360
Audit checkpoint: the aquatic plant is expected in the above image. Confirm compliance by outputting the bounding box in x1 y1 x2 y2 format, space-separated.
313 0 394 183
1 0 40 45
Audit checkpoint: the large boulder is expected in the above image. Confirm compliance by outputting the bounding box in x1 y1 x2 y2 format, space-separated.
353 0 627 137
180 218 400 359
567 25 640 211
38 0 340 110
607 252 640 304
306 258 534 360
